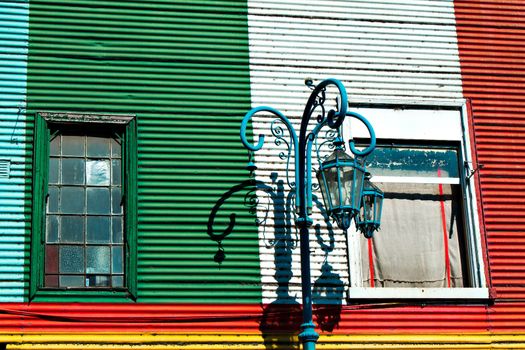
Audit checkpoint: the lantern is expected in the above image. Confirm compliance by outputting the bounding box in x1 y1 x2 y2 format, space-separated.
316 139 365 230
356 172 383 238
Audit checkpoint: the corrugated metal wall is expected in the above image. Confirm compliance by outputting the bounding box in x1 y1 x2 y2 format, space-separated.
26 0 261 302
454 1 525 301
0 0 522 345
248 0 463 113
0 1 28 302
247 0 464 304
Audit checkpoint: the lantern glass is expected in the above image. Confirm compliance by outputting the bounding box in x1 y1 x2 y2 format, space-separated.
362 195 375 221
374 190 383 222
317 148 365 230
357 175 384 238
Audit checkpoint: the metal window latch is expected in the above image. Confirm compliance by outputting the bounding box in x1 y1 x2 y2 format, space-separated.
465 161 484 179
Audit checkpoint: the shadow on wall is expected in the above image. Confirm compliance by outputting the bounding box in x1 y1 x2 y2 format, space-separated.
207 173 344 349
312 198 344 333
259 174 302 349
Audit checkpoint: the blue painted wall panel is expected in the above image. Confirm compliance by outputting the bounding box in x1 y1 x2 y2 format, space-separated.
0 1 29 302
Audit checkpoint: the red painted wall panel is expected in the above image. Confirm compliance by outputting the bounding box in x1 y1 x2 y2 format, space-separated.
0 303 504 334
454 0 525 301
0 302 524 334
3 302 525 334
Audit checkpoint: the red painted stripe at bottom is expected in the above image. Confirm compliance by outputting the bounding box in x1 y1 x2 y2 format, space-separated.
0 303 512 334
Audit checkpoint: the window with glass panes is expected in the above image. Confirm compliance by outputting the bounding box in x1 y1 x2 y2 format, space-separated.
344 104 488 299
31 112 136 298
45 128 124 288
358 143 469 288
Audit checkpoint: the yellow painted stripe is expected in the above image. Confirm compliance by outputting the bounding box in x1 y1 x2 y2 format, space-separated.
2 334 525 349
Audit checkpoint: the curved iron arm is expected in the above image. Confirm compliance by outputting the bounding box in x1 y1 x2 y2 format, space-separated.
240 106 298 152
345 111 376 157
297 78 348 218
240 105 300 205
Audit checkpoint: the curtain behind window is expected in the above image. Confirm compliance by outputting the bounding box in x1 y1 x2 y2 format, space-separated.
360 182 469 288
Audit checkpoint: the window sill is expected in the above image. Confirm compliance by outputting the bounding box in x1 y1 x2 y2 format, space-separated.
30 288 136 303
347 287 489 301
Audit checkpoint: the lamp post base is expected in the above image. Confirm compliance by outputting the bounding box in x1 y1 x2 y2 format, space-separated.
299 321 319 350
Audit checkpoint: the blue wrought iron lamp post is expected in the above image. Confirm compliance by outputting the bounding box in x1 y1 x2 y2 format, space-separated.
240 78 381 350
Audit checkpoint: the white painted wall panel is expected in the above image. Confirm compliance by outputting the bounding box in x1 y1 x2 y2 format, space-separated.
247 0 463 304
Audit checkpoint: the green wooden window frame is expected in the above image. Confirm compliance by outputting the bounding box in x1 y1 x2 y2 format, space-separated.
30 112 137 301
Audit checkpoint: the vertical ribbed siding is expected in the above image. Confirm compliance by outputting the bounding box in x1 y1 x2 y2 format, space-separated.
0 1 28 302
454 0 525 300
27 0 261 302
247 0 464 304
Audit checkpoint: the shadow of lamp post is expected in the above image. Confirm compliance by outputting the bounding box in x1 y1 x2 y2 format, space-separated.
240 78 384 350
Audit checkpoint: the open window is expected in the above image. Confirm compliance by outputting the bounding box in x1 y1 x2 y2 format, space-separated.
344 103 488 299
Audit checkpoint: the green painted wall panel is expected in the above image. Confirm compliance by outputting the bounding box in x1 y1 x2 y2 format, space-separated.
27 0 261 302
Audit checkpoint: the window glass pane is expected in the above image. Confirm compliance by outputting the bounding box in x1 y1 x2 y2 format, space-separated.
112 188 122 214
62 135 85 157
60 216 84 243
59 246 84 274
59 275 84 288
46 215 59 243
87 188 110 214
61 187 85 214
111 160 121 185
112 246 123 274
62 158 85 185
364 146 459 178
86 275 110 287
111 138 121 158
112 275 124 287
112 217 123 243
86 246 110 274
86 160 110 186
45 275 59 288
45 245 58 274
48 186 59 213
87 136 110 158
87 216 111 243
49 158 59 184
50 135 60 156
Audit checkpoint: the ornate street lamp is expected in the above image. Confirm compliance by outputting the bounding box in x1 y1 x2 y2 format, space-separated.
240 78 378 350
356 172 384 238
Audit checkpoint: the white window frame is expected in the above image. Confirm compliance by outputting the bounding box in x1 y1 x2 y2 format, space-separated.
344 99 488 300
